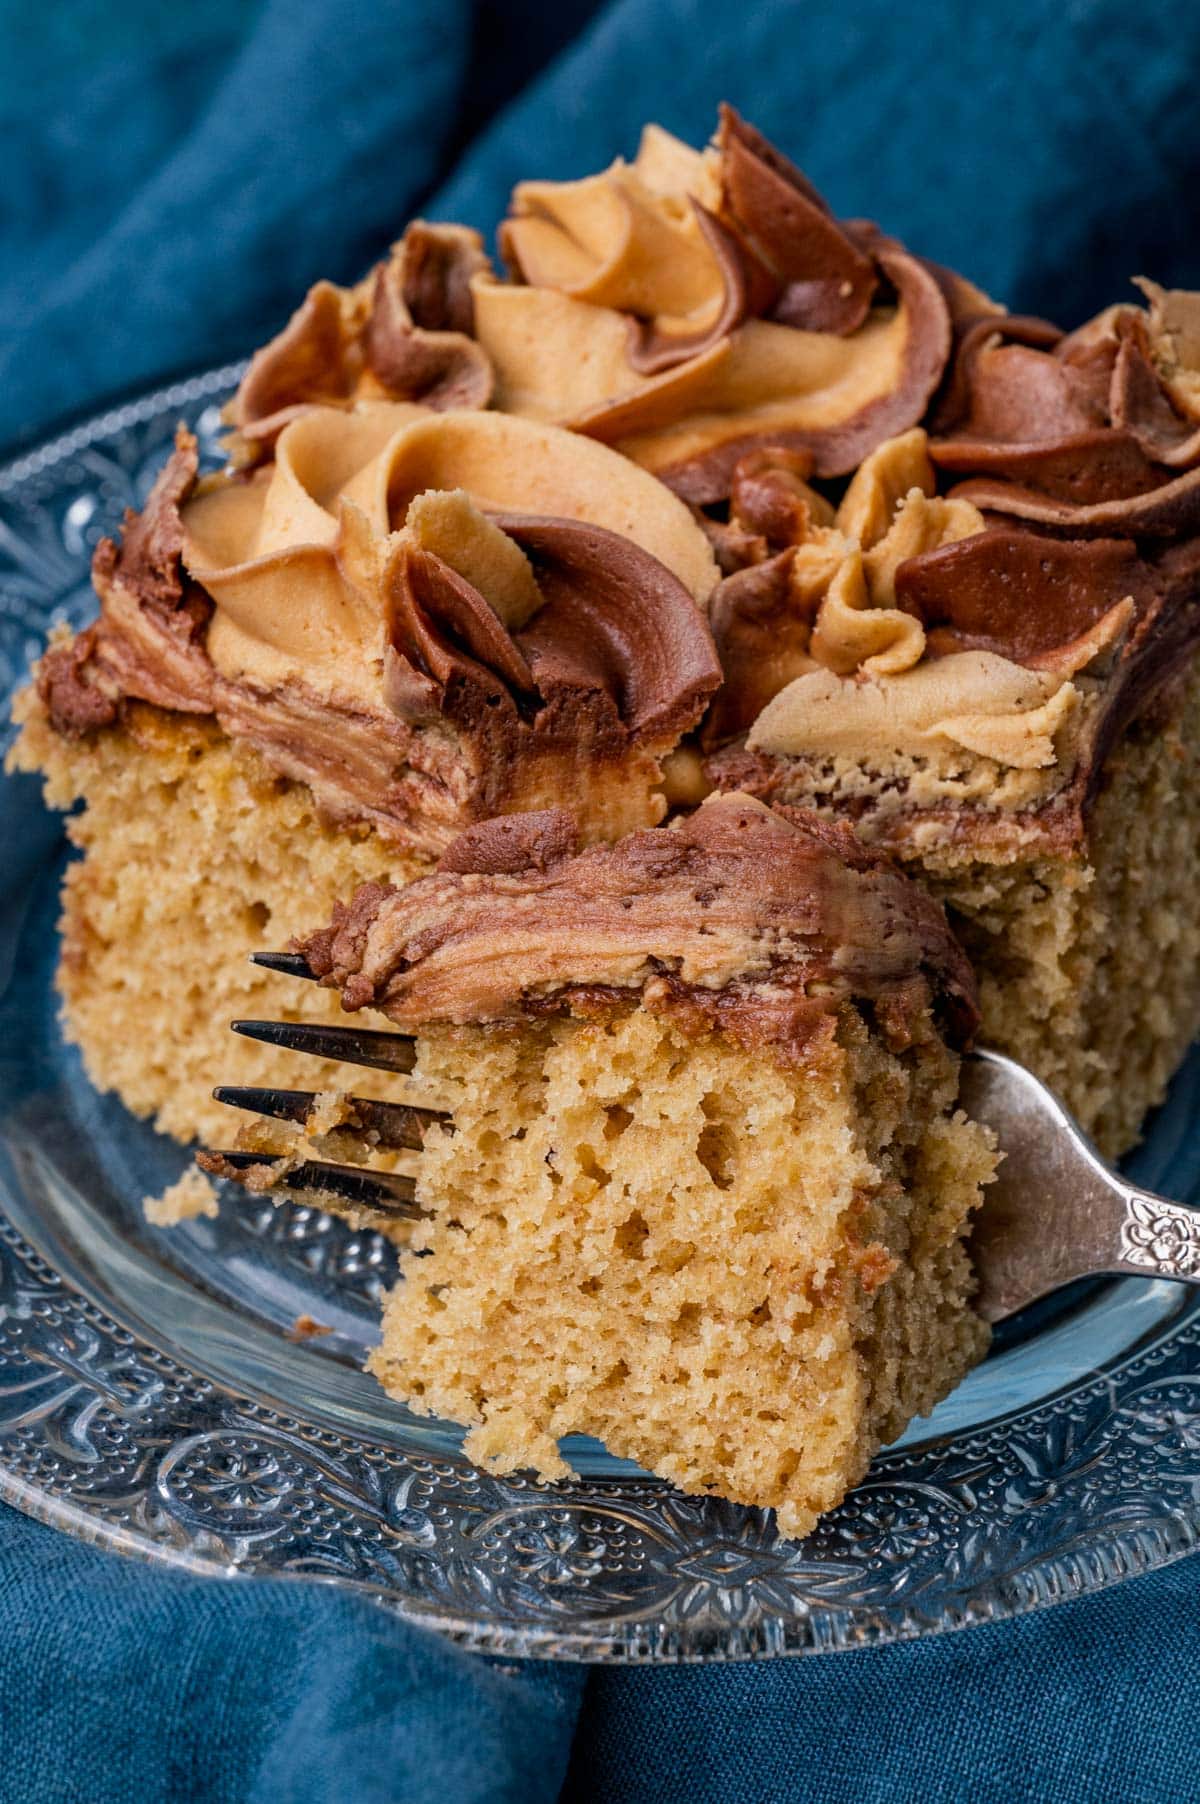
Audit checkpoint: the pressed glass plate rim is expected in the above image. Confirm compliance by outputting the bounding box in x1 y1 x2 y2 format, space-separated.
1 367 1199 1664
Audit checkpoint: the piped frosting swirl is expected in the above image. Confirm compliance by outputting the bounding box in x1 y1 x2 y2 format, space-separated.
703 278 1200 851
476 107 958 500
40 408 722 852
227 223 495 461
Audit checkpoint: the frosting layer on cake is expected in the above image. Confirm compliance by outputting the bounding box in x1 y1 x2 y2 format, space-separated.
703 285 1200 854
297 791 979 1063
32 101 1200 868
38 410 722 851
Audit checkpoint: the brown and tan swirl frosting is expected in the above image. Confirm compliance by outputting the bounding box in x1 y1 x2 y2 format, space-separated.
297 791 980 1064
481 107 965 501
703 282 1200 852
39 407 722 852
224 110 969 505
34 103 1200 865
225 223 496 461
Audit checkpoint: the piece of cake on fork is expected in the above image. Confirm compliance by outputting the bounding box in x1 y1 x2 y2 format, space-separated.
277 794 995 1538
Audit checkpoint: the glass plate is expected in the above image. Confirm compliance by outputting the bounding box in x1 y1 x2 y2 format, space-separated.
2 369 1200 1665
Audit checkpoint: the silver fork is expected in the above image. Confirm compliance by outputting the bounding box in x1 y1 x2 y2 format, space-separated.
958 1051 1200 1321
203 953 1200 1321
197 951 438 1222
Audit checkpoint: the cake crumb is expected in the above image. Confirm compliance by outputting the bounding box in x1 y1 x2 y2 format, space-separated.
143 1164 219 1227
307 1090 356 1135
287 1314 333 1341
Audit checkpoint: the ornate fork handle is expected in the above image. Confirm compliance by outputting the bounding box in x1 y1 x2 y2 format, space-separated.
961 1050 1200 1320
1116 1191 1200 1282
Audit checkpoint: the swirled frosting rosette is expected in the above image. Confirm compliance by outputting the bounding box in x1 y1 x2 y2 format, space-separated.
701 279 1200 856
478 107 968 502
225 223 496 461
39 406 722 853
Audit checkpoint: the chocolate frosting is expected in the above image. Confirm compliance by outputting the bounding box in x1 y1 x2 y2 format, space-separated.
383 511 721 758
951 462 1200 539
44 430 217 732
94 429 197 607
229 223 494 456
929 296 1200 519
717 106 877 336
40 411 723 852
384 539 539 719
393 219 481 338
478 109 956 499
893 529 1151 665
296 792 979 1061
927 313 1064 437
363 253 493 411
435 808 578 874
703 550 815 745
501 516 721 737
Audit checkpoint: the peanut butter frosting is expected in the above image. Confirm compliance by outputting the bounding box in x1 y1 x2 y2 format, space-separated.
480 108 960 500
39 408 722 851
702 274 1200 852
297 791 979 1063
33 101 1200 866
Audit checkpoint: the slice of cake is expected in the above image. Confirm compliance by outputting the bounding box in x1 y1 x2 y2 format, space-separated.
10 408 720 1141
703 290 1200 1157
14 94 1200 1170
289 794 994 1538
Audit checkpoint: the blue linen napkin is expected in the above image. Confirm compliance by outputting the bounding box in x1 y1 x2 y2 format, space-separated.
6 0 1200 453
4 2 1200 1799
2 1497 1199 1804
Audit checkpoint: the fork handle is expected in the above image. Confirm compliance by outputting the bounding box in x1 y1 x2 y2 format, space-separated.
1110 1185 1200 1283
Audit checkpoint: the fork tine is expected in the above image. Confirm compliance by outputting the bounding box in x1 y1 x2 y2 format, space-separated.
202 1150 421 1217
250 951 317 981
231 1019 417 1074
212 1085 448 1150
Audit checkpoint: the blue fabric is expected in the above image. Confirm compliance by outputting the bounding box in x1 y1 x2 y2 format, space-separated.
6 0 1200 452
3 1497 1200 1804
4 1 1200 1798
